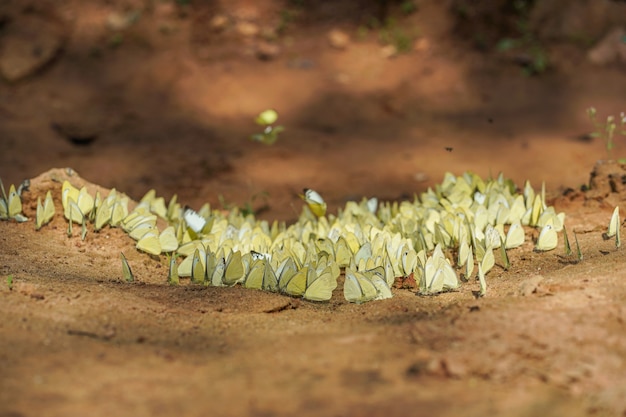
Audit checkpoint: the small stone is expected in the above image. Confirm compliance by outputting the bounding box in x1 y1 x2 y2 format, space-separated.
106 11 140 31
154 2 177 18
210 14 229 32
414 37 430 52
0 16 64 82
381 44 397 58
255 41 280 61
588 27 626 66
414 172 428 182
236 21 259 37
518 275 545 296
442 356 468 378
328 29 350 50
51 121 99 145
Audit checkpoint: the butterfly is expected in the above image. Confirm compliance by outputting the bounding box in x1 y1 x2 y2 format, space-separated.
62 181 94 218
94 198 113 231
7 184 22 219
139 189 167 219
120 252 134 282
64 197 84 225
362 267 392 300
136 229 161 256
301 188 327 217
606 206 621 248
168 255 179 285
344 267 379 304
244 258 279 292
477 262 487 297
303 265 338 302
35 191 55 230
222 250 245 286
191 247 205 284
480 245 495 275
281 264 314 297
505 222 525 249
183 206 207 234
419 244 459 294
535 224 557 251
158 226 179 253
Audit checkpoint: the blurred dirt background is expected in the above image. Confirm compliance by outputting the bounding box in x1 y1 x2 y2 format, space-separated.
1 0 626 416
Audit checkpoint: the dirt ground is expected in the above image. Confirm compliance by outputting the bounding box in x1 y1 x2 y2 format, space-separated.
2 1 626 416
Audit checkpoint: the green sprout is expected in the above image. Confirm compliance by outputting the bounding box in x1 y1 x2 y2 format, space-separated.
250 109 284 145
7 275 13 291
587 108 626 162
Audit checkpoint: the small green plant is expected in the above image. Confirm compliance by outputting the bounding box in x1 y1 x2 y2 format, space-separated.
250 109 284 145
377 17 418 54
587 107 626 162
6 275 13 290
495 2 548 76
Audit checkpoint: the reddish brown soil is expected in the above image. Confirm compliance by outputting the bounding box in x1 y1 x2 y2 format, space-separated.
2 1 626 416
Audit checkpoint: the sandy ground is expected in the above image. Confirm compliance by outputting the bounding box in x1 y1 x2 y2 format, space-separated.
2 1 626 416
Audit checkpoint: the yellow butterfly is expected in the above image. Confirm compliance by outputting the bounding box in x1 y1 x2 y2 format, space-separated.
35 191 55 230
76 187 94 217
81 216 88 241
464 250 474 280
529 194 543 227
7 184 22 218
167 194 181 222
362 267 392 300
64 197 84 224
335 236 353 268
505 222 525 249
223 250 245 286
301 188 327 217
535 224 557 251
420 249 459 295
477 262 486 297
210 251 226 287
168 255 179 285
120 252 134 282
303 265 338 302
244 258 268 290
140 189 167 219
158 226 179 253
94 199 113 231
344 267 378 304
480 245 495 275
126 214 157 236
136 229 161 256
354 242 373 268
457 240 470 267
110 199 129 227
62 181 94 218
129 222 156 241
191 248 205 284
282 265 314 297
243 257 278 292
0 178 7 219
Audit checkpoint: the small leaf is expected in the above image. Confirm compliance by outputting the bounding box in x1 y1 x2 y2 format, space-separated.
496 38 517 51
